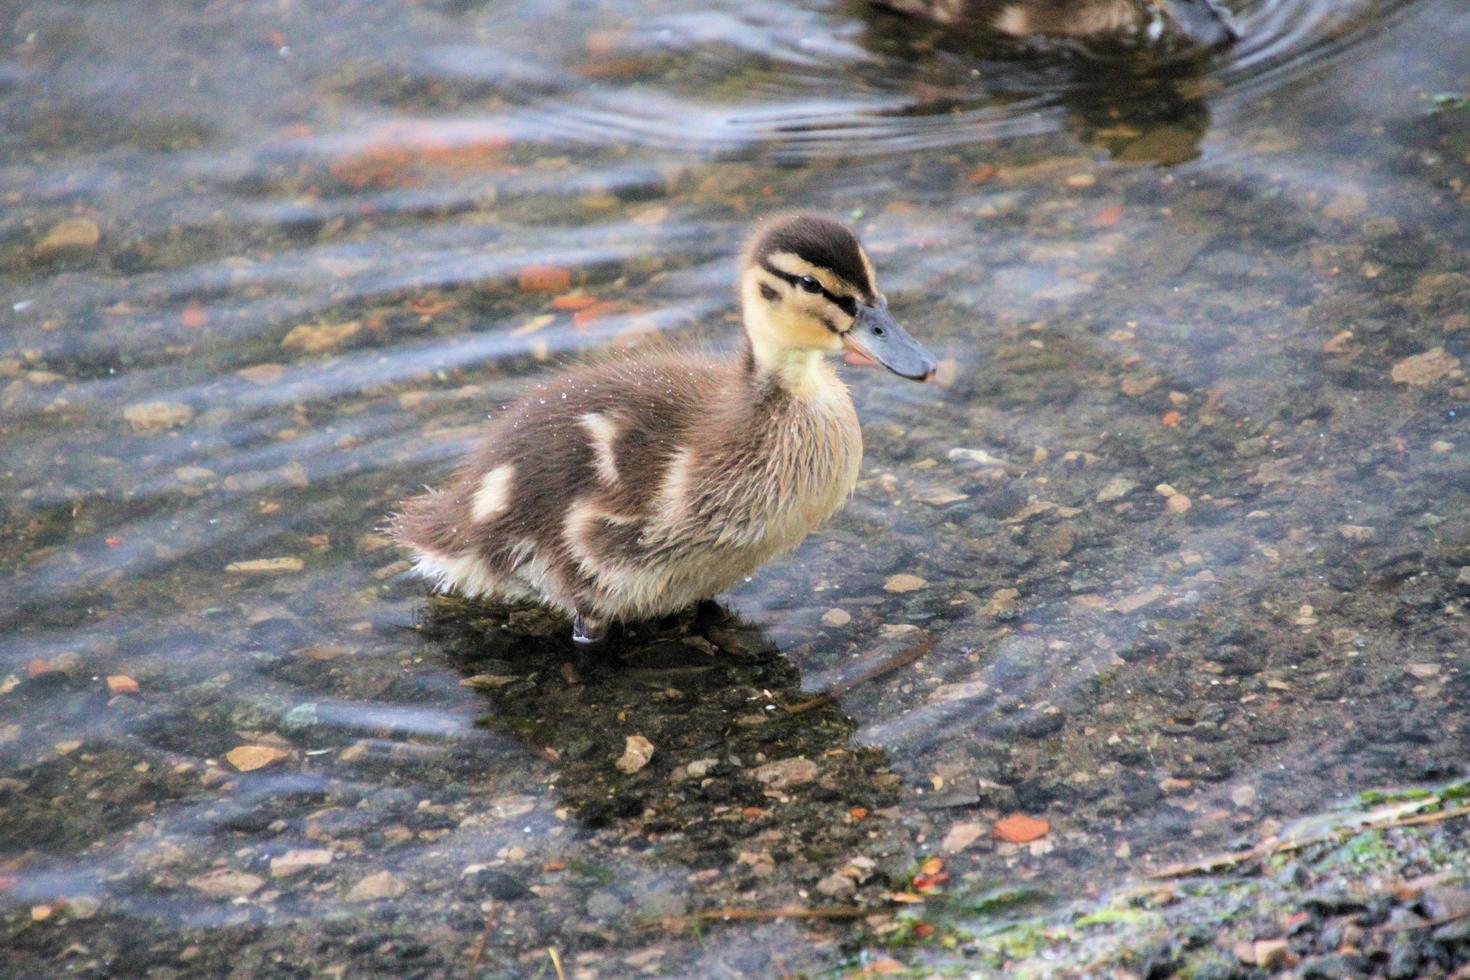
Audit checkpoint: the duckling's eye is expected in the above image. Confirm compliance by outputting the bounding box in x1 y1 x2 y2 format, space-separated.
798 275 821 293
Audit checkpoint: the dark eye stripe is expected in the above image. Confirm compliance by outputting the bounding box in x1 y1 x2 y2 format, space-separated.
759 259 858 326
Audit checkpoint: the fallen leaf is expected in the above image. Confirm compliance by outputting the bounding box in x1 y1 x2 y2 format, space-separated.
993 813 1050 844
551 293 599 311
226 745 289 772
572 300 637 329
967 163 998 185
518 265 573 293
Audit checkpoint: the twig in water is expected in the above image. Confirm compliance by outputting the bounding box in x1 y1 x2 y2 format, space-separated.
465 905 495 980
1375 909 1470 934
648 904 868 930
547 947 566 980
785 632 936 714
1150 803 1470 880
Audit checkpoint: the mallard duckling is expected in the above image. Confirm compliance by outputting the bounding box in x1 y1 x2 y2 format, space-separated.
393 214 936 644
877 0 1237 47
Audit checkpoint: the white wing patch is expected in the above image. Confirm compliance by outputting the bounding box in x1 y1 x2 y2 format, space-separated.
655 447 694 523
470 464 515 523
580 412 620 486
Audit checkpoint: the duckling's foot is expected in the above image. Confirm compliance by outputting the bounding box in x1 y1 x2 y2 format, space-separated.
571 612 606 647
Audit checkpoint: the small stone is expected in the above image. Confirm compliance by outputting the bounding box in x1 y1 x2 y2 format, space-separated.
1230 785 1257 808
1114 585 1166 614
1096 477 1137 503
345 871 407 903
225 745 289 772
106 675 140 694
123 401 193 433
1456 567 1470 594
54 740 82 755
36 218 101 258
1065 173 1097 188
270 848 334 877
30 904 56 922
1120 374 1160 397
615 734 655 774
281 321 361 354
941 821 986 853
64 896 100 920
1391 348 1460 387
984 588 1020 618
1039 524 1074 557
188 869 265 899
883 574 927 593
237 364 285 385
585 889 623 919
815 873 856 898
1405 663 1440 678
751 756 818 790
915 489 968 506
1431 441 1454 453
947 447 1008 466
1240 939 1291 969
293 644 354 661
820 608 851 628
225 557 304 574
1338 525 1377 543
684 757 718 779
1166 494 1193 515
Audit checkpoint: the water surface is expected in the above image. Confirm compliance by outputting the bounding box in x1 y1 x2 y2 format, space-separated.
3 0 1469 974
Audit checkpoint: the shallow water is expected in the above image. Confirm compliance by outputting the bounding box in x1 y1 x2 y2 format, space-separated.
3 0 1469 974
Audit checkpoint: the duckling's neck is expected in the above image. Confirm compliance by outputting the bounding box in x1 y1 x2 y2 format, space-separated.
741 310 843 400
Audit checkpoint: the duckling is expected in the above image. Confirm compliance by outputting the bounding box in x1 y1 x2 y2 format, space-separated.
393 214 937 645
877 0 1237 47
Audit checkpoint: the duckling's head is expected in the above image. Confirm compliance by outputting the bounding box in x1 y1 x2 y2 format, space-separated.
740 214 936 385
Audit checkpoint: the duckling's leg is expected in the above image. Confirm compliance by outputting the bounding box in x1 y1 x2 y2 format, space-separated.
571 610 607 646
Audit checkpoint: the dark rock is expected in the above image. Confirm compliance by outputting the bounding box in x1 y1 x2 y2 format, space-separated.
465 869 530 901
1305 889 1370 915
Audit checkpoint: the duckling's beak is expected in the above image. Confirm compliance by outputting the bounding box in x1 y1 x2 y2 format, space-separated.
1156 0 1238 47
843 302 937 382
